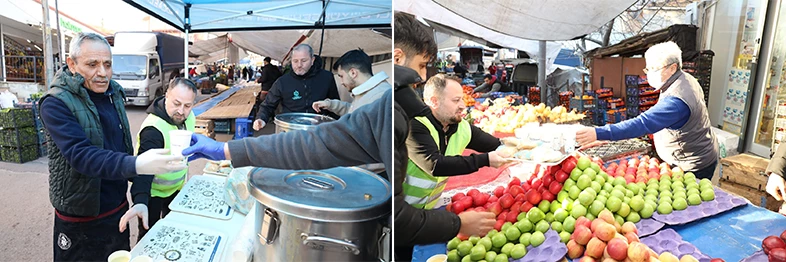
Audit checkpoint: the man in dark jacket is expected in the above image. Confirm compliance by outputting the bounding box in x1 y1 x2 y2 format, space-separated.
39 32 186 261
118 78 198 240
393 12 495 261
473 73 512 97
253 44 340 131
258 57 282 92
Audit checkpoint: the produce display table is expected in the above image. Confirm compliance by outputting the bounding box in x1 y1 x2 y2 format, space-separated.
410 188 786 262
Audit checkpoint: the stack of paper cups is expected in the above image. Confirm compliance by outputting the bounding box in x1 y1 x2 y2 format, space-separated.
231 205 257 262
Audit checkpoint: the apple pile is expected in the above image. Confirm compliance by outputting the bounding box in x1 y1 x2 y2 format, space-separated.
567 209 654 261
603 155 675 184
656 252 702 262
761 230 786 262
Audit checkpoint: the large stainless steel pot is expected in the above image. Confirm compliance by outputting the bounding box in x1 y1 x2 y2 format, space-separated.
250 167 391 262
273 113 335 133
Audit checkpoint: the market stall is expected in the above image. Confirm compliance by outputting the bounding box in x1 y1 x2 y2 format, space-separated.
408 123 786 262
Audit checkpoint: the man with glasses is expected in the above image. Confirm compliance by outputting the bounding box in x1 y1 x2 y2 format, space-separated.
575 41 718 180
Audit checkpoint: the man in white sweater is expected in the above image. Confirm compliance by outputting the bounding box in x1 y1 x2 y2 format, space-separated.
312 49 390 115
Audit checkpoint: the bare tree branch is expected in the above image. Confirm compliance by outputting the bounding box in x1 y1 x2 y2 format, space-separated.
602 18 615 46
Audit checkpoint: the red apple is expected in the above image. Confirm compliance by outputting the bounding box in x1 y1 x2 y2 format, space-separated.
555 170 570 183
452 201 467 214
585 237 606 259
506 211 519 223
521 182 532 191
541 191 556 202
520 202 534 212
595 223 617 242
457 233 469 241
627 242 650 262
764 236 786 255
542 175 554 188
772 248 786 262
509 185 524 197
710 259 725 262
488 195 498 203
780 229 786 242
508 177 521 188
514 193 527 203
446 203 453 213
606 237 629 261
452 192 466 202
549 181 563 195
621 222 638 235
624 232 640 244
525 190 542 205
467 189 480 197
493 186 505 197
488 202 502 216
567 239 585 259
460 196 473 208
474 207 485 212
494 219 505 231
510 202 522 214
499 194 514 209
562 158 577 174
473 193 490 207
531 180 543 191
572 225 593 245
576 216 592 229
497 211 507 221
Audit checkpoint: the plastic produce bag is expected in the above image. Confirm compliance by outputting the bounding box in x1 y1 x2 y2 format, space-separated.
224 167 255 215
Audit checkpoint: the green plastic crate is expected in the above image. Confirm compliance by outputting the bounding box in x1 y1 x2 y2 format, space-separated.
0 108 34 128
0 127 38 147
1 145 39 163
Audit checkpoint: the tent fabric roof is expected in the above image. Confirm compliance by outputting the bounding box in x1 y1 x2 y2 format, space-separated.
428 0 638 41
122 0 391 33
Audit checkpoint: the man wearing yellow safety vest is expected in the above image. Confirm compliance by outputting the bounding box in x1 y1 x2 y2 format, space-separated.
119 78 197 239
403 74 514 209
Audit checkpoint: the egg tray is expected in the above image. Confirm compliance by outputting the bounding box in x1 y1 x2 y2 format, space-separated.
634 218 665 237
651 187 747 225
740 250 766 262
640 229 712 262
512 230 567 262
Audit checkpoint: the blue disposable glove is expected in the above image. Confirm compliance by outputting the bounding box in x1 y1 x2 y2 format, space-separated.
182 133 227 161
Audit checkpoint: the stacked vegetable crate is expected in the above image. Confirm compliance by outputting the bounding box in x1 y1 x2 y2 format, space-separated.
683 50 714 107
625 75 660 118
594 88 626 124
0 108 39 163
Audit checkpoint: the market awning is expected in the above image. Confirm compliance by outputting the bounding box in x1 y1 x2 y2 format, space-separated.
413 0 639 41
122 0 391 33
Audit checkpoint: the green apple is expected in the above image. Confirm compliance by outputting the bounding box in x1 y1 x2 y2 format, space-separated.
460 255 471 262
485 251 497 262
614 214 625 225
569 185 581 200
479 237 493 251
517 212 527 222
658 196 673 205
527 208 545 224
563 216 576 233
687 194 702 205
606 196 622 212
629 195 645 212
544 213 555 223
594 176 606 187
535 220 550 233
559 231 571 243
590 181 602 194
448 250 460 262
458 240 473 257
611 177 625 187
577 175 592 190
510 244 527 259
557 191 570 202
644 194 658 203
491 233 507 248
554 209 569 222
501 222 513 232
550 201 562 213
518 232 531 246
673 191 687 200
699 178 712 187
570 168 583 180
623 196 631 203
585 212 596 221
584 168 597 181
657 202 673 214
571 204 587 219
516 219 533 233
505 226 521 241
617 202 631 217
603 183 614 193
577 156 592 170
590 162 601 174
487 229 498 238
673 198 688 211
501 243 515 256
551 221 563 232
493 253 508 262
686 183 699 190
564 178 577 191
589 200 606 216
684 172 696 181
447 237 461 250
626 211 641 223
538 200 550 213
530 231 546 247
640 203 655 218
578 190 595 206
701 189 715 201
471 245 487 261
659 191 673 199
562 199 574 211
469 235 481 245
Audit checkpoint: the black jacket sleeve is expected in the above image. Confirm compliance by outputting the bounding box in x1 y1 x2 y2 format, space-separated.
467 125 502 153
130 126 162 206
406 120 491 177
256 79 283 123
327 75 340 100
768 143 786 177
394 103 461 247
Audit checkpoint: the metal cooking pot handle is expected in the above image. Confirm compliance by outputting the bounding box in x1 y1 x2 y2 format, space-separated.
302 177 334 190
301 234 360 255
258 208 279 245
378 226 390 262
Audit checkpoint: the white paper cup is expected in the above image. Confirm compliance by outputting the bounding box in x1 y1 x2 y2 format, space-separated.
169 130 193 157
108 250 131 262
426 254 448 262
129 255 152 262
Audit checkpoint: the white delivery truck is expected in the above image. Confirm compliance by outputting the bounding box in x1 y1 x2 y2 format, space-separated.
111 32 185 106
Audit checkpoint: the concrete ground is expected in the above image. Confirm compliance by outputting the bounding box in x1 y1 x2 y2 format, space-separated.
0 93 275 261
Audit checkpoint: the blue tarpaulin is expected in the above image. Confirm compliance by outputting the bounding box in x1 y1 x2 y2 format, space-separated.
123 0 391 33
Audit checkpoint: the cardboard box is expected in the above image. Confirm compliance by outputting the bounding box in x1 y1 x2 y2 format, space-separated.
718 180 780 212
720 153 769 191
712 127 739 158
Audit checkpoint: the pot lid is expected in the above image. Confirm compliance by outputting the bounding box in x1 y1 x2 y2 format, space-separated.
274 113 334 127
249 167 391 222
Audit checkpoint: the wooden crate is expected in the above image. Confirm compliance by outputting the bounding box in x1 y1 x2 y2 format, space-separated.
195 119 214 134
719 153 769 191
718 179 780 212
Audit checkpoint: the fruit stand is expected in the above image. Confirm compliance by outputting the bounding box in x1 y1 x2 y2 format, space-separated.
411 143 786 262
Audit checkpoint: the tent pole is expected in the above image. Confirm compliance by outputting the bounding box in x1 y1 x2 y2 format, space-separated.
54 0 63 69
184 4 191 78
41 0 54 88
538 40 546 105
